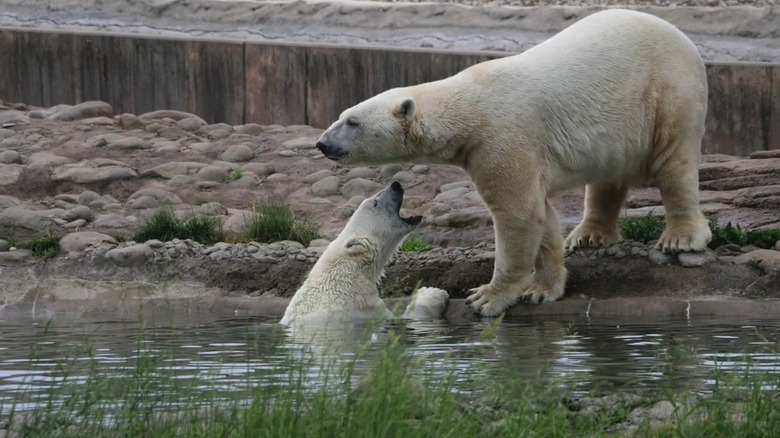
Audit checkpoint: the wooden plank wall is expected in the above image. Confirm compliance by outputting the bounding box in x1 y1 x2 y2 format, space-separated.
1 28 778 155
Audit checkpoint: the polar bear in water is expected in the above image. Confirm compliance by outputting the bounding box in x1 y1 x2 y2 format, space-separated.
280 181 449 326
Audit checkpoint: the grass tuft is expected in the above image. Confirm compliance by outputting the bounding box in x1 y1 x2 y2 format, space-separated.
18 234 60 258
133 205 225 245
401 236 432 252
618 212 665 244
245 201 321 246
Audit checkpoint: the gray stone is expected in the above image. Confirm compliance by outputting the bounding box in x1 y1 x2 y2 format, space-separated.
93 214 133 229
283 137 317 150
59 231 116 253
108 137 152 150
434 187 470 201
648 248 676 265
105 244 152 266
345 167 376 181
440 181 474 192
63 219 87 229
677 249 718 267
62 205 92 222
157 126 188 141
142 161 208 179
0 195 22 211
265 173 289 183
27 152 73 167
0 249 33 264
411 165 430 174
118 113 146 130
776 240 780 251
49 100 112 121
127 188 182 205
139 110 206 123
308 238 331 248
129 195 160 210
303 169 334 184
229 173 260 188
734 249 780 272
86 133 124 148
234 123 266 136
0 150 21 164
220 144 254 162
196 165 230 183
78 191 101 206
239 162 275 177
341 178 382 199
0 110 31 127
0 207 57 231
0 164 23 185
197 123 233 139
0 239 9 251
278 150 298 157
391 171 416 185
52 166 137 184
144 123 163 133
311 176 341 197
0 137 23 150
0 128 14 139
379 164 405 180
199 202 228 216
177 117 208 131
79 116 114 126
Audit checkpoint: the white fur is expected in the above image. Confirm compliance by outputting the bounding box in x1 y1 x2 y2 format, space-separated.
316 10 712 317
280 183 448 326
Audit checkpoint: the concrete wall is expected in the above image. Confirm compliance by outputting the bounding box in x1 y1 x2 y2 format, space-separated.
1 28 778 156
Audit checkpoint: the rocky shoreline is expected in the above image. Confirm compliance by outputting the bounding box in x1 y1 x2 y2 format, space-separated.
0 98 779 315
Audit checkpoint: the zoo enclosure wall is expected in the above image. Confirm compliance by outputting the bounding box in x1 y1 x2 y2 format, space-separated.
0 27 778 156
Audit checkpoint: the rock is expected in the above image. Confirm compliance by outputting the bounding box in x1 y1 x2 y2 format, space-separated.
142 161 208 179
78 191 101 206
62 205 92 222
379 164 405 180
0 195 21 211
197 123 233 139
127 188 182 205
648 249 676 265
0 110 31 127
118 113 146 130
311 175 341 197
79 116 114 126
63 218 87 229
303 169 334 184
105 244 153 266
0 207 57 231
677 249 718 267
345 167 376 181
391 171 416 185
434 187 470 201
196 165 230 183
177 117 207 131
139 110 206 123
199 202 228 216
0 239 9 251
341 178 382 199
734 249 780 272
108 137 153 150
128 195 160 210
157 126 188 141
0 164 23 185
433 210 489 228
411 165 429 174
265 173 288 183
52 166 137 184
27 152 73 167
86 133 124 148
234 123 266 136
776 240 780 251
239 162 275 177
440 181 474 192
283 137 317 150
0 128 14 139
0 150 21 164
50 101 112 121
93 214 133 228
220 144 254 162
0 249 33 264
308 238 331 248
222 211 250 234
278 150 298 157
145 123 164 133
59 231 116 253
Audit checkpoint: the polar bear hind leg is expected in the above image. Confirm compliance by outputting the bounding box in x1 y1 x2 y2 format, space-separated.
564 182 629 252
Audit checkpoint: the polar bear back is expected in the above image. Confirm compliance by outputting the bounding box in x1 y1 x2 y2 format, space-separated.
442 9 707 193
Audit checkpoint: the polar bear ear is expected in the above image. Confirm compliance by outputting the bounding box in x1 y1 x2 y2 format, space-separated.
394 98 415 120
345 237 371 256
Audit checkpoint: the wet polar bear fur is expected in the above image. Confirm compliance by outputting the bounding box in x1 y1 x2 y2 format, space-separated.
315 9 712 317
280 181 449 326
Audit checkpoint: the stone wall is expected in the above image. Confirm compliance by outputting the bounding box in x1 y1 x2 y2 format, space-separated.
1 28 777 155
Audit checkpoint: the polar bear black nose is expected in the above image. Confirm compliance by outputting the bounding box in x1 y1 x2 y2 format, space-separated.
315 141 328 154
390 181 403 192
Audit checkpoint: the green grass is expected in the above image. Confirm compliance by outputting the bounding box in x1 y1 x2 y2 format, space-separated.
133 205 225 245
401 236 432 252
3 321 780 437
618 212 666 244
245 201 321 246
18 233 60 258
228 169 244 182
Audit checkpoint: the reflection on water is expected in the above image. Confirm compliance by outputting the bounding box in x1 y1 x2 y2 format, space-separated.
0 310 779 413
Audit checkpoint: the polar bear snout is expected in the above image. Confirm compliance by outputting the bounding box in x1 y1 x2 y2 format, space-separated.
315 136 347 161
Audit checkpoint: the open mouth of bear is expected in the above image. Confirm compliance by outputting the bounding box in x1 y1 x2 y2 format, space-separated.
399 208 422 226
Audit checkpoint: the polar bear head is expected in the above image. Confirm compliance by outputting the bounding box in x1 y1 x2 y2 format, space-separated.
337 180 422 277
315 88 438 165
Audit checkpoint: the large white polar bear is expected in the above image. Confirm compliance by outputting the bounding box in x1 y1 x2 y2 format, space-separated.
315 9 712 317
280 181 449 326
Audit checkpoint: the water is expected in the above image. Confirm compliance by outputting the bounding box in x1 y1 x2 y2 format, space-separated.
1 310 779 413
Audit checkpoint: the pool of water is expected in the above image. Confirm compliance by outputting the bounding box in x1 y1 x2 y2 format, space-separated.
1 309 779 413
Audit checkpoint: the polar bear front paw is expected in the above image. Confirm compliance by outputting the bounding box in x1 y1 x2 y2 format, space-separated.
655 223 712 253
520 282 566 304
465 284 520 317
563 223 620 252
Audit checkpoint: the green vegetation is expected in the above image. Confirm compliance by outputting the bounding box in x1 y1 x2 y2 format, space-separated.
617 213 780 249
18 233 60 258
132 205 225 245
401 236 432 252
245 201 321 246
618 212 666 244
3 321 779 437
228 169 244 182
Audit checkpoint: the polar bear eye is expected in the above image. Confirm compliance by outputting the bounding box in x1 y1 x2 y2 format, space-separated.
346 117 360 127
373 200 378 208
